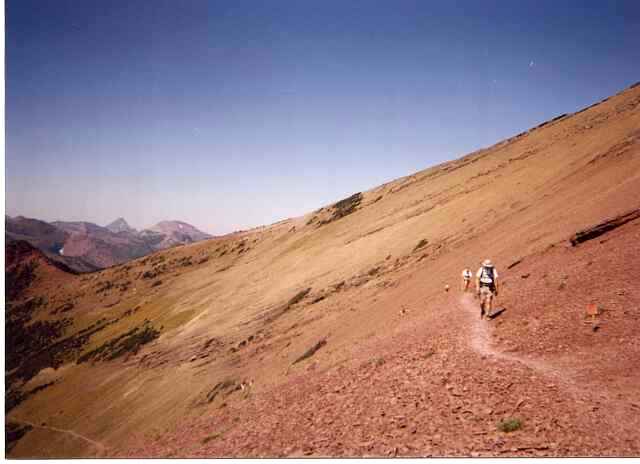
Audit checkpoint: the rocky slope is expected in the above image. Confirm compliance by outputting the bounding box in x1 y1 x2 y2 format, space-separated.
5 81 640 458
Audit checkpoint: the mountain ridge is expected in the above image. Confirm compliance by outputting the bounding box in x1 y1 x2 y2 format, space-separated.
6 216 212 271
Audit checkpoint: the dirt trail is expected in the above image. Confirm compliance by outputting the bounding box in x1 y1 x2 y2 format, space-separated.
13 418 107 456
460 292 617 396
458 292 639 443
462 294 566 379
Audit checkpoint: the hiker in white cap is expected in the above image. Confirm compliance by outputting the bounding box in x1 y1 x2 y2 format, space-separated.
476 259 499 319
461 268 473 292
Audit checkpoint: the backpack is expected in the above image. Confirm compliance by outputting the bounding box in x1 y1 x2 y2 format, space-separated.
479 266 495 290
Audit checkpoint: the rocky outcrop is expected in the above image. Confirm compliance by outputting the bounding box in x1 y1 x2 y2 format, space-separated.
570 208 640 246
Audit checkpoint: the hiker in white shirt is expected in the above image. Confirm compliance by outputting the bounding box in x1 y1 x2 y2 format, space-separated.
461 268 473 292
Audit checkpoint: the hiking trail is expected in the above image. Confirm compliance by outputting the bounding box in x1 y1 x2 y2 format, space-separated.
13 418 107 455
460 293 569 382
458 292 636 434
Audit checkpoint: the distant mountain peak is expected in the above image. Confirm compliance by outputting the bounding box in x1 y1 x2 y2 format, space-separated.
144 220 212 247
106 217 136 234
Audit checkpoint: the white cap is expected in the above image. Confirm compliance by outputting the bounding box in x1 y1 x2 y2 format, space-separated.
482 259 493 267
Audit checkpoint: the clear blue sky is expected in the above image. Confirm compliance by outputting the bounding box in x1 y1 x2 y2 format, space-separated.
6 0 640 234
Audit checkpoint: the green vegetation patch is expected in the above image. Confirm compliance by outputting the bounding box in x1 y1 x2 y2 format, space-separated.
6 260 37 300
77 321 160 364
318 192 363 226
6 297 72 378
497 418 523 433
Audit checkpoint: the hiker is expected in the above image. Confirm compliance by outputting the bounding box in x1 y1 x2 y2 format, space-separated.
461 268 473 292
476 259 499 319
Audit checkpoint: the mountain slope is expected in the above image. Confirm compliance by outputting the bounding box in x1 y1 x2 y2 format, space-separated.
6 216 67 255
51 221 155 268
5 82 640 458
6 217 101 273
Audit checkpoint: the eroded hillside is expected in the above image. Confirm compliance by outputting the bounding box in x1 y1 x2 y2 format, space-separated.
5 82 640 457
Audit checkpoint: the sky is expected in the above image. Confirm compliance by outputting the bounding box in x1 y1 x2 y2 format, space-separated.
6 0 640 234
